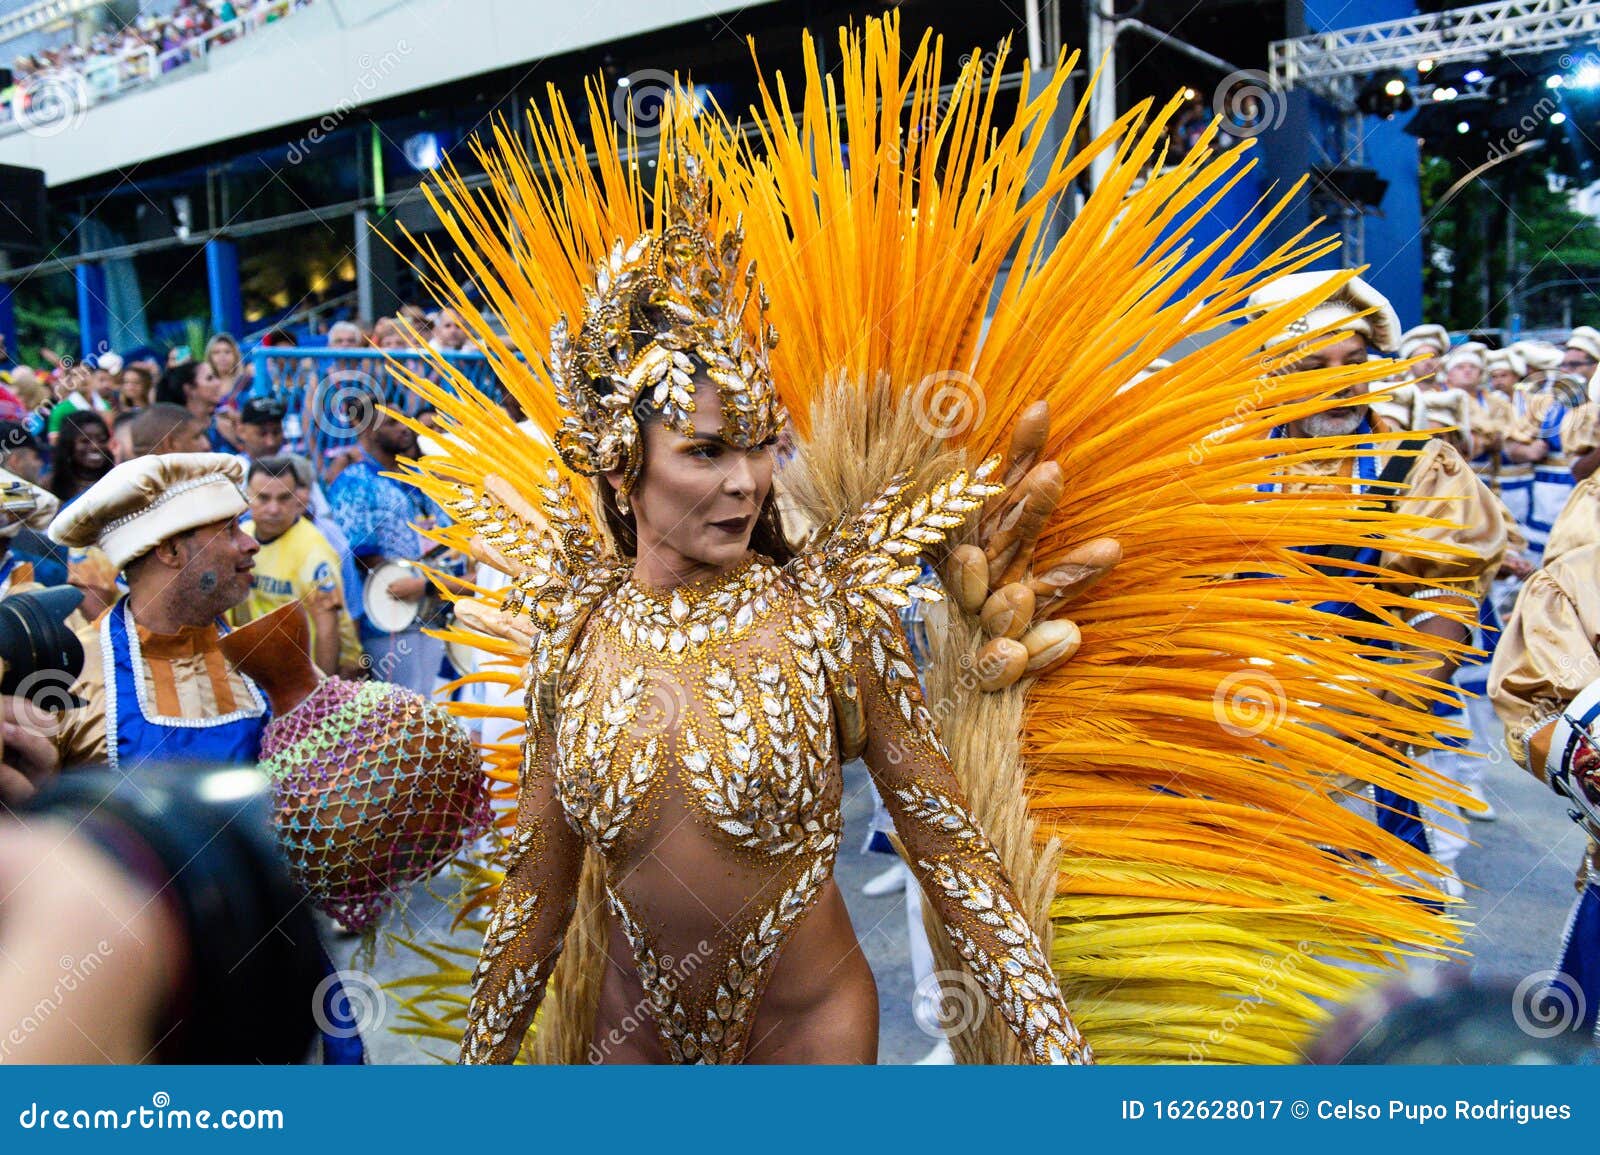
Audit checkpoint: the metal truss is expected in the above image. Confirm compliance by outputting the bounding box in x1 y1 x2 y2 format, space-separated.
1270 0 1600 105
0 0 101 50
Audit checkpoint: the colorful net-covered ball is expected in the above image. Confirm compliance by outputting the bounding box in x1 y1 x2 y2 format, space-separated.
262 678 489 932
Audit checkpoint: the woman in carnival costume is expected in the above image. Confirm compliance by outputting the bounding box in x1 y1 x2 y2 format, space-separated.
386 14 1488 1064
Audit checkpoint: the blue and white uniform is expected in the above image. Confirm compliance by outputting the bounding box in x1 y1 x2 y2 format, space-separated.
1489 544 1600 1045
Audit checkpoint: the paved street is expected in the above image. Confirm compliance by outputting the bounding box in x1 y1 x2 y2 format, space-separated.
336 697 1586 1064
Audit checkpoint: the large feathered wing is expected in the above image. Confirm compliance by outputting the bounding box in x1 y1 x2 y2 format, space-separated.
385 14 1480 1066
696 14 1479 1064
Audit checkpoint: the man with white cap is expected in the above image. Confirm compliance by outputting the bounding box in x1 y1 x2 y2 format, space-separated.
1500 341 1581 563
1483 346 1534 531
42 453 267 768
1441 343 1503 488
1489 539 1600 1040
1486 346 1526 398
1247 270 1508 898
1561 326 1600 484
1399 324 1450 390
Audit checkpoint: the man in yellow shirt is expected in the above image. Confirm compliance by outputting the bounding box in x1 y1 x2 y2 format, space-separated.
233 455 357 676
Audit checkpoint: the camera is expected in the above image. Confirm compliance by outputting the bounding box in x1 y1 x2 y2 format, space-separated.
20 763 337 1064
0 584 85 703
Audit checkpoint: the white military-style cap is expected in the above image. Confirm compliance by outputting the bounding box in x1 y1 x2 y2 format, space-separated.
1246 270 1401 353
1485 347 1528 378
1398 324 1450 359
48 453 246 570
1565 325 1600 363
1511 340 1564 373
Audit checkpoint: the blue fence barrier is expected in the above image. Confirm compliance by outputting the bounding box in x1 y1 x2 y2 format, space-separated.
246 347 502 482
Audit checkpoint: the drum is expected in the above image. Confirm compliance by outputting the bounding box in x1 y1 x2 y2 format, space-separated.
362 560 421 633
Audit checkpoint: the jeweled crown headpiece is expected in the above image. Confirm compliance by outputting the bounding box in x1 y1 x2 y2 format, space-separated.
549 155 788 505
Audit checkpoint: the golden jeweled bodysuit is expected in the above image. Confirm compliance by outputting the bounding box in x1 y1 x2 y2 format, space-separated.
455 468 1091 1065
561 556 840 1062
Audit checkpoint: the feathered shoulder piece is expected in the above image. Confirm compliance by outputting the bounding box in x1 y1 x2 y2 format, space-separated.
784 457 1001 759
787 456 1001 632
445 464 627 726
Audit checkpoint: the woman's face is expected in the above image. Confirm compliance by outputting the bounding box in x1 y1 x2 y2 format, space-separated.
73 421 110 471
192 362 225 406
619 394 777 578
210 343 238 375
120 369 149 406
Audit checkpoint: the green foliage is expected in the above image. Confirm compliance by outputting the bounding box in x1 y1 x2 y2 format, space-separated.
13 299 78 366
1422 154 1600 331
184 318 210 361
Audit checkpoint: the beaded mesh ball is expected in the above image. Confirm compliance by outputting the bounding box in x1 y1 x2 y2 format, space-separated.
262 679 489 932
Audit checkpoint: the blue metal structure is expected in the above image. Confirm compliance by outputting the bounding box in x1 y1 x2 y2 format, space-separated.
247 346 503 484
74 261 108 360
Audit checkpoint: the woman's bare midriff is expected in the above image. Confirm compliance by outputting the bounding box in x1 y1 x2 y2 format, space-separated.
587 879 879 1064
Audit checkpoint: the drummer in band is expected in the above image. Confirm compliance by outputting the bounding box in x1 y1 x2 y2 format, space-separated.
325 390 458 695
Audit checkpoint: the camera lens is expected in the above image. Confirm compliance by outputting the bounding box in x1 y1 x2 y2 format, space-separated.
0 584 84 699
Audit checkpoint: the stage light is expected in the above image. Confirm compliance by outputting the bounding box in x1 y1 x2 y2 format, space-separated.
403 132 441 171
1456 120 1470 133
1575 63 1600 88
1464 67 1486 83
1548 74 1565 89
616 75 630 88
1552 111 1568 124
1357 71 1414 117
1431 86 1459 101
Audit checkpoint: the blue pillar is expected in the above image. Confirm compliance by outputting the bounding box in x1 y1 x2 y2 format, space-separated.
0 279 16 368
75 263 109 361
206 238 244 338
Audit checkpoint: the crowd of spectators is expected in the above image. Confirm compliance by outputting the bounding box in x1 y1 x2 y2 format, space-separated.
0 302 479 696
2 0 312 122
